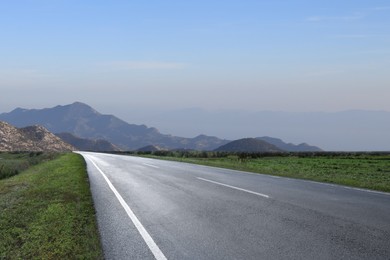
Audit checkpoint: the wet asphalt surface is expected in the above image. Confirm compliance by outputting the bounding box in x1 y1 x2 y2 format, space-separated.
79 152 390 260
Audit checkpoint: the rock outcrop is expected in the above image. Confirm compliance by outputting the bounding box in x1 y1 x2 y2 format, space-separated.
0 121 75 152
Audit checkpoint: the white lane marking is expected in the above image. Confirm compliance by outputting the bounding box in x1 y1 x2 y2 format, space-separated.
187 162 390 197
85 156 167 260
197 177 270 199
143 163 160 169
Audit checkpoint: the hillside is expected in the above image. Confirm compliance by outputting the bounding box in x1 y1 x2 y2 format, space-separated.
256 136 322 152
214 138 282 152
0 121 74 152
0 102 323 152
137 145 166 152
55 133 121 152
0 102 229 151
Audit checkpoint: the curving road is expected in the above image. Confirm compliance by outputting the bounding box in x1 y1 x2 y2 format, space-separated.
78 152 390 260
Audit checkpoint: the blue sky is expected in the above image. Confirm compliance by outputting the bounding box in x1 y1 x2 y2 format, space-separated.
1 0 389 114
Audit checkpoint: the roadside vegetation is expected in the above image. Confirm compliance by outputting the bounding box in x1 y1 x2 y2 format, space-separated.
117 151 390 192
0 153 103 259
0 152 58 180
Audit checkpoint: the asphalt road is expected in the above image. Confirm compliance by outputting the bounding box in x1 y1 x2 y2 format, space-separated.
78 152 390 260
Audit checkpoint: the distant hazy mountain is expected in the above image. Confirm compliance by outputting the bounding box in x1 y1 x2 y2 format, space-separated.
0 102 229 150
256 136 322 152
137 145 166 152
132 108 390 151
55 133 121 152
0 121 74 152
215 138 282 152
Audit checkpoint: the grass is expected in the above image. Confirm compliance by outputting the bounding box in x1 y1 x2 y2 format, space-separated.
139 153 390 192
0 153 103 259
0 152 58 180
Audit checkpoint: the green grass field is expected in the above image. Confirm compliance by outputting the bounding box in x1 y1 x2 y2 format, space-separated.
0 152 58 180
140 153 390 192
0 153 103 259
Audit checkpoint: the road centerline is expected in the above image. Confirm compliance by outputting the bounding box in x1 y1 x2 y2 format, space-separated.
197 177 270 199
86 156 167 260
143 163 160 169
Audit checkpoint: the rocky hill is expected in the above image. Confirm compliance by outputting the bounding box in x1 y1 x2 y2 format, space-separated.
0 121 74 152
0 102 229 150
256 136 322 152
214 138 282 153
55 133 121 152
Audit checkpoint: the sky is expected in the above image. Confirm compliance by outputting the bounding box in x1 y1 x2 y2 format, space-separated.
1 0 390 116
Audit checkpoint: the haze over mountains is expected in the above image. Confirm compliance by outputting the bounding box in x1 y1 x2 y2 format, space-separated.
0 102 324 152
256 137 321 152
0 102 229 151
55 133 121 152
131 108 390 151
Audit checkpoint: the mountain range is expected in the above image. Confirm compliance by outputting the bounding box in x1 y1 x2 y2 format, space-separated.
0 102 323 151
0 121 74 152
55 132 121 152
0 102 229 151
256 136 321 152
131 108 390 151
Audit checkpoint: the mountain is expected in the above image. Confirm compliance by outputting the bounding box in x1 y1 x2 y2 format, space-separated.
188 134 230 151
0 121 74 152
137 145 166 152
133 108 390 151
256 136 322 152
0 102 229 151
214 138 282 152
55 133 121 152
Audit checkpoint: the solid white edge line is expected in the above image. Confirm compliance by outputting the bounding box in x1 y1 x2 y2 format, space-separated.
85 155 167 260
197 177 270 199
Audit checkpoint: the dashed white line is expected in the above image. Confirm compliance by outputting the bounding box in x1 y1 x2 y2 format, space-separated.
191 162 389 197
86 156 167 260
197 177 270 199
143 163 160 169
